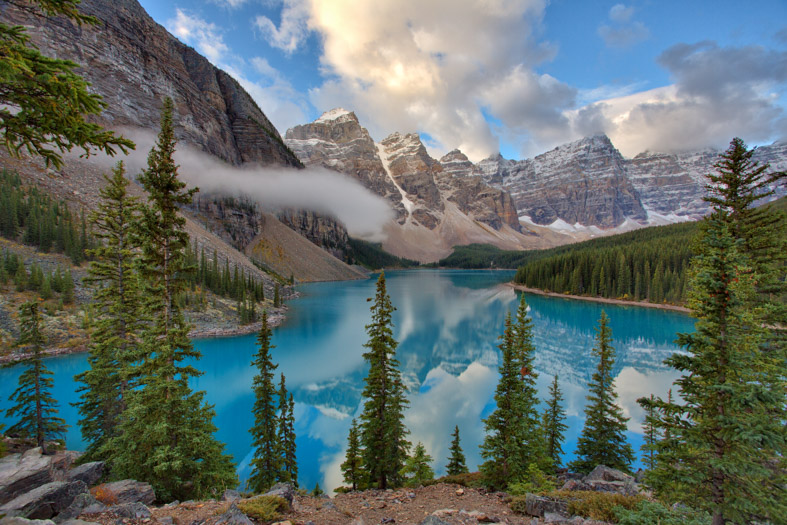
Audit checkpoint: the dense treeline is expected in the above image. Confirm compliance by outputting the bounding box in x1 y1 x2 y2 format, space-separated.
437 243 532 269
346 238 420 269
0 170 94 264
514 223 697 303
0 249 76 304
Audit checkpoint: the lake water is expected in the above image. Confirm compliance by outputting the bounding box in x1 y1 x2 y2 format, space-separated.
0 269 695 492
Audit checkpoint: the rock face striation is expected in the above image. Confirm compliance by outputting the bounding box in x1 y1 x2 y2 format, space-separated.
286 110 530 261
4 0 300 168
479 135 787 228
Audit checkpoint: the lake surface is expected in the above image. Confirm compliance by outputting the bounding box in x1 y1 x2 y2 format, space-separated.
0 269 695 492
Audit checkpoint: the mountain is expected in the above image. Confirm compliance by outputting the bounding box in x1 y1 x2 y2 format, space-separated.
286 110 556 262
479 135 787 229
4 0 365 282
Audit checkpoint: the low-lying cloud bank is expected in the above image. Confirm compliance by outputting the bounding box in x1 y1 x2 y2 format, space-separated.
90 128 394 241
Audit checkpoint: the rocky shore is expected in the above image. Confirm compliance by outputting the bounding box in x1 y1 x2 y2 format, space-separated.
508 283 691 313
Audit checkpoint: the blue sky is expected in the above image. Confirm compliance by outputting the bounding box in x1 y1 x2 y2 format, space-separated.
138 0 787 161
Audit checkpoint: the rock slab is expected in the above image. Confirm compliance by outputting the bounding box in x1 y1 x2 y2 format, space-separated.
91 480 155 505
0 481 88 520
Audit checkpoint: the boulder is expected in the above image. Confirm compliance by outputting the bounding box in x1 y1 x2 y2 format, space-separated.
52 493 98 523
263 483 295 507
222 489 240 502
523 493 568 518
66 463 104 487
0 449 56 505
559 479 591 492
0 481 88 520
91 480 155 505
419 517 451 525
583 465 633 484
106 502 151 519
206 503 254 525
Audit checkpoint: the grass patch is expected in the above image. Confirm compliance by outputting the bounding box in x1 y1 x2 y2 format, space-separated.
547 490 644 522
237 495 288 522
614 500 710 525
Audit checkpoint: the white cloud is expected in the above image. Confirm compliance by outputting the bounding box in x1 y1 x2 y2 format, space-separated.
209 0 249 8
168 9 230 63
254 0 310 54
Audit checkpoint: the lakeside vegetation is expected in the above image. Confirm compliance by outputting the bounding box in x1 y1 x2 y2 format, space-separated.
345 237 420 269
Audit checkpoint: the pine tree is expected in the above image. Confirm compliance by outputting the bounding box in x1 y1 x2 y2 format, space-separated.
445 425 468 476
569 311 633 474
401 442 434 487
481 295 548 489
341 418 363 490
359 272 410 489
74 162 144 461
277 374 297 486
639 394 659 472
542 374 567 470
248 312 280 493
5 301 67 453
106 98 237 501
0 0 133 169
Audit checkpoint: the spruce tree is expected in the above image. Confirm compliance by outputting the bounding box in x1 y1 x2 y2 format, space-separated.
359 272 410 489
341 418 363 490
74 162 143 461
277 374 298 486
569 311 633 474
542 374 567 470
401 442 434 487
248 312 280 493
6 301 67 453
106 98 237 501
481 295 548 489
445 425 468 476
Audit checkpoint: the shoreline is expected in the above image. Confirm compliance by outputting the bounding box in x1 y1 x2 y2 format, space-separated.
507 283 691 313
0 312 288 365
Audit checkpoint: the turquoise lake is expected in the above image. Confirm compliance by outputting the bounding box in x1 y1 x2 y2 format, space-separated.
0 269 695 492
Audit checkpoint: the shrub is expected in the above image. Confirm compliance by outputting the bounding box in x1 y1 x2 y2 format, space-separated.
614 500 711 525
509 495 530 515
547 490 644 522
237 495 288 522
508 464 557 496
91 485 119 505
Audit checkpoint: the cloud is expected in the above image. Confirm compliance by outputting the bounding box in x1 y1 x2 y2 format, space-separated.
209 0 249 8
569 42 787 156
166 10 309 135
254 0 310 53
305 0 551 161
168 9 229 63
95 128 394 240
598 4 650 49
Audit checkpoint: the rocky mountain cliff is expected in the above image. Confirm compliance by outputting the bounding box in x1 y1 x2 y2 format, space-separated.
479 135 787 228
5 0 365 282
286 110 536 261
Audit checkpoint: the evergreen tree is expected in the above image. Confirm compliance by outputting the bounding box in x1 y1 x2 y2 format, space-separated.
248 312 280 493
569 311 633 474
445 425 468 476
106 98 236 501
5 302 67 453
74 162 143 461
0 0 133 169
277 374 297 486
273 283 281 308
541 374 567 470
359 272 410 489
401 442 434 487
341 418 363 490
481 295 548 489
639 394 659 472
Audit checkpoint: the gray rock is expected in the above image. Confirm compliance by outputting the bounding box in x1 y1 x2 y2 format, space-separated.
76 503 106 516
0 518 56 525
94 480 155 505
523 493 568 518
320 500 337 511
53 493 98 523
221 489 240 502
107 502 151 519
208 504 253 525
560 479 591 491
583 465 633 484
66 463 104 487
543 512 570 524
0 481 88 520
0 449 56 505
158 518 174 525
419 517 451 525
262 483 295 507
